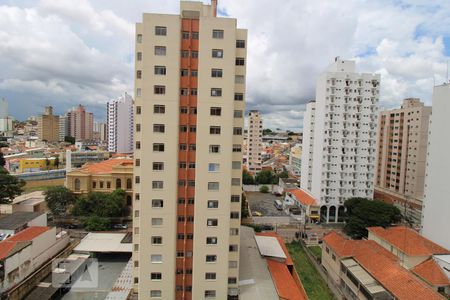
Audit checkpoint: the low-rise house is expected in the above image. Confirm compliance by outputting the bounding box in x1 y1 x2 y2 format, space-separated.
284 189 320 223
0 191 47 214
0 212 47 235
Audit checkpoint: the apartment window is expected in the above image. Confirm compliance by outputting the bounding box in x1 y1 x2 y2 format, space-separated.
177 251 184 258
230 228 239 236
151 236 163 245
107 182 111 189
232 161 241 169
136 88 141 97
136 52 142 61
153 124 165 133
177 234 185 240
236 58 245 66
211 88 222 96
192 32 199 39
136 106 141 114
234 110 243 118
178 180 186 187
135 193 140 201
189 126 196 133
235 75 245 84
188 198 195 204
191 88 197 95
230 212 240 219
191 51 198 58
152 181 163 189
151 255 162 263
179 143 187 150
152 218 163 226
205 273 216 280
210 107 222 116
206 255 217 262
155 26 167 36
180 125 187 132
206 237 218 245
191 70 198 77
209 145 220 153
232 144 242 152
229 245 238 252
136 70 142 79
189 144 196 151
208 182 219 190
154 104 165 114
208 200 219 208
151 272 163 279
236 39 245 48
155 46 166 56
187 216 194 222
189 162 196 169
135 141 141 149
229 261 238 268
181 69 189 76
212 49 223 58
154 85 165 94
207 219 218 226
135 160 141 168
153 143 164 152
205 290 216 298
233 127 243 135
212 29 224 39
188 180 195 187
182 31 189 39
154 66 166 75
234 93 244 101
180 88 189 96
136 34 142 43
178 198 185 204
152 199 163 208
150 290 161 298
180 106 188 114
211 68 223 78
181 50 189 57
210 126 221 134
179 162 186 169
208 163 220 172
231 195 240 202
153 162 164 171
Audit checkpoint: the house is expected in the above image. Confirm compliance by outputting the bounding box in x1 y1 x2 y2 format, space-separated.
0 211 47 235
284 189 320 223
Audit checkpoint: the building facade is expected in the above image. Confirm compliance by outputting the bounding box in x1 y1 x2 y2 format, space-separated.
300 101 316 191
107 93 134 153
375 98 431 226
67 105 94 141
37 106 59 142
422 83 450 250
0 98 13 134
58 115 68 142
289 143 302 176
246 110 262 172
133 1 247 299
301 58 380 223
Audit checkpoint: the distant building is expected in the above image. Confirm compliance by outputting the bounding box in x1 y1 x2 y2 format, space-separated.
37 106 59 142
93 121 107 142
107 93 134 153
18 157 57 173
289 144 302 176
301 58 380 223
422 83 450 250
63 150 109 168
300 101 315 191
67 105 94 141
375 98 431 226
0 98 13 134
246 110 263 172
284 188 320 224
58 115 68 142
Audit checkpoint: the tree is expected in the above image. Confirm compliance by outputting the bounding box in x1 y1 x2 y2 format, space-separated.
241 193 248 218
72 189 127 218
344 198 402 239
82 216 110 231
259 185 269 193
0 151 5 168
0 168 25 204
44 186 75 217
45 158 50 170
255 170 275 184
54 156 60 169
262 128 273 136
64 136 75 144
242 170 255 185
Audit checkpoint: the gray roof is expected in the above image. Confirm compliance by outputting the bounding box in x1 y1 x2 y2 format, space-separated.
0 211 45 230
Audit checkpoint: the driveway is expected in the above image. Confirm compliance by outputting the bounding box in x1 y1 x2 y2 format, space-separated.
246 192 287 217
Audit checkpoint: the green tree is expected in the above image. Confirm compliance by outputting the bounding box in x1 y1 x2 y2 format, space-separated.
242 170 255 185
259 185 269 193
64 136 75 144
72 189 126 218
45 158 50 170
262 128 273 136
344 198 402 239
241 193 248 218
0 168 25 204
255 170 275 184
82 216 111 231
54 156 60 169
44 186 75 217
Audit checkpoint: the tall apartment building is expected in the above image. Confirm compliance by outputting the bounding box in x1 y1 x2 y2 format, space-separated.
375 98 431 225
94 121 107 142
107 93 134 153
300 101 316 191
37 106 59 142
0 97 13 134
301 58 380 223
246 110 262 172
289 143 302 176
133 1 247 299
59 115 68 142
422 83 450 250
67 105 94 141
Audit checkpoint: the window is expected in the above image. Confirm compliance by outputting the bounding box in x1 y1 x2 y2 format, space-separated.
179 143 187 150
153 143 164 152
206 237 217 245
92 181 97 189
137 52 142 61
153 162 164 171
180 88 189 96
136 88 141 97
151 236 163 245
182 31 189 39
136 106 141 114
231 195 240 202
178 198 185 204
229 244 238 252
211 68 223 77
178 180 186 187
136 70 142 79
234 93 244 101
153 124 165 133
152 181 163 189
154 104 165 114
191 70 198 77
205 273 216 280
205 290 216 298
230 212 240 219
189 144 196 151
230 228 239 236
236 58 245 66
152 199 163 208
135 141 141 149
207 219 218 226
210 107 222 116
135 193 140 201
179 162 186 169
212 49 223 58
99 181 104 189
127 178 132 189
188 180 195 187
116 178 122 189
233 127 242 135
192 32 199 39
155 46 166 56
150 290 161 298
208 200 219 208
107 181 111 189
235 75 245 84
151 272 162 281
229 261 238 268
189 126 196 133
210 126 221 134
154 66 166 75
181 69 189 76
208 163 220 172
212 29 224 39
154 85 165 94
232 144 242 152
236 40 245 48
191 88 197 95
211 88 222 96
209 145 220 153
181 50 189 57
208 182 219 190
151 255 162 263
180 125 187 132
177 233 185 240
234 110 243 118
152 218 163 226
206 255 217 262
189 162 196 169
137 34 142 43
232 161 241 169
180 106 188 114
155 26 167 36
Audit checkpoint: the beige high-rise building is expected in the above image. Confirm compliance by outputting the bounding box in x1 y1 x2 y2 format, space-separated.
133 1 247 299
246 110 262 172
67 105 94 141
37 106 59 142
375 98 431 225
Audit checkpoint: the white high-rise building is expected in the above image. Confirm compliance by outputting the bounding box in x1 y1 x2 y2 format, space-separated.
422 83 450 250
0 98 13 133
301 58 380 223
300 101 315 191
246 110 262 172
107 93 134 153
59 115 68 142
0 98 8 119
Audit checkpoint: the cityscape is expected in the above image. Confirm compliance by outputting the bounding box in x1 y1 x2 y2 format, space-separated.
0 1 449 300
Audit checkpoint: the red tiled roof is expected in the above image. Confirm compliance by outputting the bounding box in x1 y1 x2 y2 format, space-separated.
412 258 450 286
8 226 50 242
323 231 444 300
286 188 317 206
0 241 20 260
368 226 450 256
79 158 133 174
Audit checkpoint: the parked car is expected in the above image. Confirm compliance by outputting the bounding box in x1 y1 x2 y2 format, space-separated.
252 211 262 217
260 224 274 231
274 200 283 210
113 224 128 230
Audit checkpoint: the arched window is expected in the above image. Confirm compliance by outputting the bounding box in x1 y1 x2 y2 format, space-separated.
329 206 336 222
74 178 81 191
320 206 328 223
116 178 122 189
126 178 132 190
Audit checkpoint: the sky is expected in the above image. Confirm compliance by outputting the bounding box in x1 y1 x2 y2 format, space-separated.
0 0 449 130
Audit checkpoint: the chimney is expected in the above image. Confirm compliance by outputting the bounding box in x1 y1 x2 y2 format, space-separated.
211 0 217 17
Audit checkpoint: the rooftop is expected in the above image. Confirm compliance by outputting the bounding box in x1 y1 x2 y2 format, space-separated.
8 226 50 242
76 158 133 175
74 232 132 253
286 188 318 206
368 226 450 256
412 257 450 286
0 240 31 260
0 211 45 230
